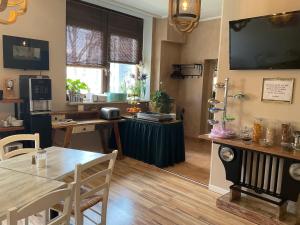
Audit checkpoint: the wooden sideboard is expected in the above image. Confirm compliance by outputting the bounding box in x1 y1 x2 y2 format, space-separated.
200 134 300 225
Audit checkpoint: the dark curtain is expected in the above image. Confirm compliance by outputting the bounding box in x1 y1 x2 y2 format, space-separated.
110 119 185 168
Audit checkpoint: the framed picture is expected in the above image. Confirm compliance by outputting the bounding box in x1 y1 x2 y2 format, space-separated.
261 78 295 104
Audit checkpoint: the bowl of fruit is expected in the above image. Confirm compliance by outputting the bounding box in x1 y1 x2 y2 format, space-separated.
127 106 141 116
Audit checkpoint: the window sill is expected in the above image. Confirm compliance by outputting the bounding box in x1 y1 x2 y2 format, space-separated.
67 100 150 106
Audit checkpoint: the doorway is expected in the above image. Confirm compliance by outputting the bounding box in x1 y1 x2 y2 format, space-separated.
165 59 218 186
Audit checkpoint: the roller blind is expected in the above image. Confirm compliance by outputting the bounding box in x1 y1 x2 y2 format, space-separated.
66 0 144 66
108 11 144 64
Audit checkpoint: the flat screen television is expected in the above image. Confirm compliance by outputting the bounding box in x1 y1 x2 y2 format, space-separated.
230 11 300 70
3 35 49 70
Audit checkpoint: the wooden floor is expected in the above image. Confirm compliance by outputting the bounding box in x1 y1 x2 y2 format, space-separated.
165 138 212 185
10 157 254 225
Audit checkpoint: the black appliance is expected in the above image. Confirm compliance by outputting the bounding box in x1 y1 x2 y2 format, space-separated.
3 35 49 70
230 10 300 70
20 75 52 148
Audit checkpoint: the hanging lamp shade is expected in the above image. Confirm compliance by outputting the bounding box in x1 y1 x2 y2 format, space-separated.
0 0 27 25
169 0 201 33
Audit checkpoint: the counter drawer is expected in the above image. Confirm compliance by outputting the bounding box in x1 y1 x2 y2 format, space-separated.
72 125 95 134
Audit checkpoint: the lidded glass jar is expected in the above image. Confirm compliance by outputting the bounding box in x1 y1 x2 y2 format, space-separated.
36 149 47 168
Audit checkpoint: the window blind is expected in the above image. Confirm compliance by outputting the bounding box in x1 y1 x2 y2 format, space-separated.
66 0 144 66
108 11 143 64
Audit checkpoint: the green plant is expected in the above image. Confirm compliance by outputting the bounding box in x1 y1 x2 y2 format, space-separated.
151 90 172 114
66 79 89 93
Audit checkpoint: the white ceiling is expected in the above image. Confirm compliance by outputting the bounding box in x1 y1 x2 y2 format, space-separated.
100 0 222 20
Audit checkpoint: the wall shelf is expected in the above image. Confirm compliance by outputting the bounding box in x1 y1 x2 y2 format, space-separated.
171 64 203 79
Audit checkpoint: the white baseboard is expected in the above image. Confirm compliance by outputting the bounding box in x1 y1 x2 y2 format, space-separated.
208 184 229 195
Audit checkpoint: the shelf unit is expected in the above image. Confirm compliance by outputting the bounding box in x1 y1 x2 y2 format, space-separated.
0 99 24 134
171 64 203 79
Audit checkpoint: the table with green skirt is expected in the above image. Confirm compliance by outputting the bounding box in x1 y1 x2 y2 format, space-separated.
110 118 185 168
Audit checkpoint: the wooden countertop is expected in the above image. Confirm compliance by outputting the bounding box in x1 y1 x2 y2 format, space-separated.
0 126 25 133
52 119 123 129
51 110 99 116
199 134 300 161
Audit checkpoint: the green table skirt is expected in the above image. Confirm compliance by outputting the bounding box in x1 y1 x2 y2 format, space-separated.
110 119 185 168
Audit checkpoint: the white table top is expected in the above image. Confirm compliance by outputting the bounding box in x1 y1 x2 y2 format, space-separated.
0 168 64 219
0 146 105 180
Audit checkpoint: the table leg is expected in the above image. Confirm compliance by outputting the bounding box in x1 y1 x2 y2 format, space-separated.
99 128 109 154
63 126 73 148
230 187 241 201
296 193 300 225
113 122 123 160
52 129 56 146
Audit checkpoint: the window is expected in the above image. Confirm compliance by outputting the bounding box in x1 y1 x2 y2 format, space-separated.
67 66 104 94
66 26 105 67
109 63 136 93
66 0 144 96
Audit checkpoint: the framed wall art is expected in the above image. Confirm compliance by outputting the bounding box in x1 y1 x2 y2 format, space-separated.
261 78 295 104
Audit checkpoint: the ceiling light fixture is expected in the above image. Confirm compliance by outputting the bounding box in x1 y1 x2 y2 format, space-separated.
0 0 27 25
169 0 201 33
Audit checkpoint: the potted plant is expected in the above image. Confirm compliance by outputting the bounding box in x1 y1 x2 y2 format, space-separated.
66 79 89 102
151 90 172 114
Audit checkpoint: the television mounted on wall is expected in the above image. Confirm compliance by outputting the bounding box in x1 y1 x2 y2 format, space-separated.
3 35 49 70
230 10 300 70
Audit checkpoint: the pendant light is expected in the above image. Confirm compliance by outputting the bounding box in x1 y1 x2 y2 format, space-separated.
0 0 27 25
169 0 201 33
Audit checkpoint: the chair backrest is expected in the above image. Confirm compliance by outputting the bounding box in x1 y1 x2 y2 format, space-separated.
74 150 118 211
0 133 40 160
7 182 75 225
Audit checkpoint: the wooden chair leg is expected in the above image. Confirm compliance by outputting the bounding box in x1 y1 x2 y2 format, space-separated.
101 199 108 225
75 211 83 225
45 209 49 224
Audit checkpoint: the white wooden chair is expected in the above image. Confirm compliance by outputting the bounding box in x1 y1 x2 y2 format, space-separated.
0 133 40 160
7 182 75 225
53 150 118 225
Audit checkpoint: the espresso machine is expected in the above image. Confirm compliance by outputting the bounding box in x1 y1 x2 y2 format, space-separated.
20 75 52 148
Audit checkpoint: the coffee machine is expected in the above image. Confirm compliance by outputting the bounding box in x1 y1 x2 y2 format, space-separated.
20 75 52 148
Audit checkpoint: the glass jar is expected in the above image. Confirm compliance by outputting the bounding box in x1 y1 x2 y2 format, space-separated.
240 126 252 144
253 118 263 143
265 127 274 145
281 123 292 143
36 149 47 168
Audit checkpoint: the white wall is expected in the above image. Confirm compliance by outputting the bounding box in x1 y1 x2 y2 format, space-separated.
209 0 300 193
0 0 153 121
0 0 66 119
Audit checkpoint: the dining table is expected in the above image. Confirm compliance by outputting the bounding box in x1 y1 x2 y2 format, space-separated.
0 146 105 180
0 168 64 221
0 146 106 222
